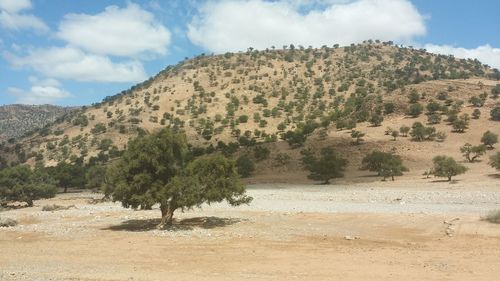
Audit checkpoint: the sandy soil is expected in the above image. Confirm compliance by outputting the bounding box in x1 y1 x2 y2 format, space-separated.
1 181 499 281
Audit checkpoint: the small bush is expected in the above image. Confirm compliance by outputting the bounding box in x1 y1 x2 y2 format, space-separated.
236 155 255 178
484 210 500 224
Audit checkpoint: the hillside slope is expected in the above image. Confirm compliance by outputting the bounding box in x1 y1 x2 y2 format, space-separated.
0 104 75 140
3 41 500 182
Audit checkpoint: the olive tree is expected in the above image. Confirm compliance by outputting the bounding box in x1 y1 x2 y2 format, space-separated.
432 156 467 181
481 131 498 149
106 129 252 228
460 143 486 163
489 152 500 170
361 150 408 181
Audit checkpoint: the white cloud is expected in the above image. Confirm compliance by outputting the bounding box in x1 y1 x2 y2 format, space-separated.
0 0 48 32
5 46 147 83
8 78 72 105
187 0 426 53
57 3 171 57
424 44 500 70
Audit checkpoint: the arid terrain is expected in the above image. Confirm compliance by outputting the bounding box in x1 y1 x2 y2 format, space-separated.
1 178 499 281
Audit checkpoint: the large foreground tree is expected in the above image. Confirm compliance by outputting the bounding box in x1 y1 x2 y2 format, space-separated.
106 129 252 228
361 150 408 181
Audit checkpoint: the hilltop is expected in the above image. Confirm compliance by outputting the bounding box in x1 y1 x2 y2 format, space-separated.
2 41 499 181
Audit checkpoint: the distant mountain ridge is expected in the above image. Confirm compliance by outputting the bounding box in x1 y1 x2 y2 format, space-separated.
0 104 76 140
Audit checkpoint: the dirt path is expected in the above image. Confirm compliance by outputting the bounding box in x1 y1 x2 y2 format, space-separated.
1 183 499 281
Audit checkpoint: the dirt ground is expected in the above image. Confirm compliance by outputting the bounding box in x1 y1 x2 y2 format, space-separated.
1 180 500 281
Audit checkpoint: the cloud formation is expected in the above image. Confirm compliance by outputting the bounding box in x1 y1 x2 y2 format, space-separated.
57 4 171 57
188 0 426 53
6 46 147 83
425 44 500 70
8 78 72 105
4 3 169 83
0 0 48 32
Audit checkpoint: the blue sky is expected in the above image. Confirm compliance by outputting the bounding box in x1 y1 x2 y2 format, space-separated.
1 0 499 106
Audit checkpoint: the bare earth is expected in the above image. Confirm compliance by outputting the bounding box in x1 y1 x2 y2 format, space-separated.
1 180 500 281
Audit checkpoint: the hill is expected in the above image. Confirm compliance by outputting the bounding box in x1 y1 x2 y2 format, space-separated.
0 104 75 141
2 41 499 182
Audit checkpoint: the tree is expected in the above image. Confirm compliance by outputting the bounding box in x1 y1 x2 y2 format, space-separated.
361 150 408 180
489 152 500 170
399 125 410 137
301 147 347 184
253 146 270 161
236 155 255 178
85 165 107 190
481 131 498 148
51 162 86 193
472 109 481 119
351 130 365 145
452 114 470 133
410 122 436 141
460 143 486 163
491 106 500 121
432 156 467 181
391 130 399 141
106 129 251 228
384 102 395 114
0 165 57 207
369 114 384 127
427 113 441 124
379 155 409 181
407 103 423 117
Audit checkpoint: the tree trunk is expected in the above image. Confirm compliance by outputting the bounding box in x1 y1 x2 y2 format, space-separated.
26 199 33 207
64 186 68 193
448 176 452 181
158 203 175 229
391 175 395 181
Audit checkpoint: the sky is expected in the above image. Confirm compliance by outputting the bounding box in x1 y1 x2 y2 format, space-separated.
0 0 499 106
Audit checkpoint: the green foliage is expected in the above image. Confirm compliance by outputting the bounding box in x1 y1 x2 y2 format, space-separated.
253 146 270 161
0 165 57 207
406 103 423 117
452 114 470 133
481 130 498 148
472 109 481 119
369 114 384 127
351 130 365 145
427 113 441 124
426 100 441 113
91 123 107 134
274 153 291 166
85 165 107 190
301 147 347 184
399 125 410 137
383 102 395 114
50 162 86 193
410 122 436 141
491 106 500 121
238 115 249 123
361 150 408 181
489 152 500 170
236 155 255 178
106 129 251 227
460 143 486 163
432 156 467 181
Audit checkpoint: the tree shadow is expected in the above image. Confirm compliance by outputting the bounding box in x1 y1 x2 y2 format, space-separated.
430 179 459 184
487 174 500 179
103 216 242 232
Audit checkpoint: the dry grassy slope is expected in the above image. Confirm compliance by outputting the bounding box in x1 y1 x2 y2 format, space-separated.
10 42 500 182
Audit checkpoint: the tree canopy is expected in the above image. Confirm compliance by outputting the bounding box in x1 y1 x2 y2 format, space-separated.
361 150 408 181
106 128 252 228
0 165 57 207
432 156 467 181
301 147 347 184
